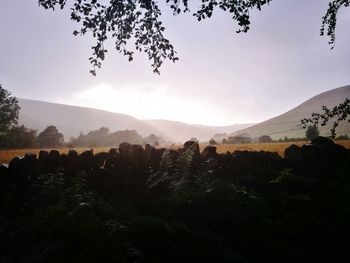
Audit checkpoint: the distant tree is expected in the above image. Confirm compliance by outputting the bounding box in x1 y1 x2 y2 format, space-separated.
0 125 38 149
144 134 160 146
301 98 350 138
228 133 252 144
38 0 349 75
222 138 228 144
70 128 146 147
209 138 218 145
38 125 64 148
110 129 144 145
258 135 273 143
335 134 349 140
0 84 20 133
86 127 110 146
70 132 87 147
305 125 320 140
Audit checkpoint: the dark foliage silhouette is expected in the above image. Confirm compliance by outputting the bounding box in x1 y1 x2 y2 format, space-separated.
301 98 350 138
0 125 38 149
258 135 273 143
305 125 320 140
37 0 349 75
0 84 20 132
1 138 349 262
38 125 64 148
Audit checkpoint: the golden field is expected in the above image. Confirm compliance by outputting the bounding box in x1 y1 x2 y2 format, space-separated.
0 140 350 164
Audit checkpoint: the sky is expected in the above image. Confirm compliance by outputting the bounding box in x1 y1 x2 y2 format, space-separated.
1 0 350 126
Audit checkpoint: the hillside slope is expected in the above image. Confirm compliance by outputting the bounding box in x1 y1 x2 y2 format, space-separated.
18 99 251 142
18 99 162 140
231 85 350 139
146 120 253 143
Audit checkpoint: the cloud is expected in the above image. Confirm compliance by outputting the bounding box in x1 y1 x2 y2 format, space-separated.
61 83 232 125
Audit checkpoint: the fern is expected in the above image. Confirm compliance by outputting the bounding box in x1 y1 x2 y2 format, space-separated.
196 158 218 193
159 149 174 172
148 144 218 203
169 144 196 201
147 149 174 189
174 145 194 176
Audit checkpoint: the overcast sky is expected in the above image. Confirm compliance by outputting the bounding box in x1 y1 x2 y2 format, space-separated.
1 0 350 125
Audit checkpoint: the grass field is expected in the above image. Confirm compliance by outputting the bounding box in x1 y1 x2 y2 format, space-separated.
1 140 350 164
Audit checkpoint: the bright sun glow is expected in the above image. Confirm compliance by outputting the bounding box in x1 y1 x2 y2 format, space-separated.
62 83 230 125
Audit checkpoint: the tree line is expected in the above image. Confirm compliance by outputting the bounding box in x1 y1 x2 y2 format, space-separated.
0 85 164 149
210 126 349 145
0 123 163 150
69 127 163 148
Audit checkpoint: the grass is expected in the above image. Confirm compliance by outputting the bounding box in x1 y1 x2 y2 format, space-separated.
1 140 349 164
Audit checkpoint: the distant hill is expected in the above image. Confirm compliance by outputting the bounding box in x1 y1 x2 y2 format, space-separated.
18 99 164 140
230 85 350 140
145 120 253 143
18 99 251 142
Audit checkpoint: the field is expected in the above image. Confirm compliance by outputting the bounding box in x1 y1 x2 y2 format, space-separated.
1 140 350 164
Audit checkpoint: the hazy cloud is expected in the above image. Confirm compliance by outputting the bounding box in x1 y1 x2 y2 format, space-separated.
1 0 349 125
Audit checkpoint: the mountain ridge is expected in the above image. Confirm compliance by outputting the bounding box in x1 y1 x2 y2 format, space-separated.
228 85 350 139
18 98 251 142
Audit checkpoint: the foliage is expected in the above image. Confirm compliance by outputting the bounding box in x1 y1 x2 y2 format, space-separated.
148 144 217 203
0 125 38 149
305 125 320 140
0 171 138 262
38 125 64 147
70 128 151 147
37 0 348 74
1 140 350 261
0 84 20 133
258 135 273 143
301 98 350 138
227 133 252 144
321 0 350 47
209 138 218 145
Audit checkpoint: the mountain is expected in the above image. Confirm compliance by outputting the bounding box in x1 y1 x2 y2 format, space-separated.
18 99 162 140
145 120 253 143
230 85 350 140
18 99 252 142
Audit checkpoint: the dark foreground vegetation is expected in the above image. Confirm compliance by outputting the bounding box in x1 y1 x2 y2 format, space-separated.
1 136 350 263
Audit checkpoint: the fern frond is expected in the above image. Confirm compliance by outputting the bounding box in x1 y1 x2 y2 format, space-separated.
147 150 174 189
174 144 195 177
159 149 173 172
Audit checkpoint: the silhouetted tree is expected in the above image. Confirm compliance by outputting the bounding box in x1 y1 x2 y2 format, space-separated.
258 135 273 143
305 125 320 140
228 133 252 144
209 138 218 145
37 0 349 75
38 125 64 147
301 98 350 138
0 84 20 133
70 128 146 147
